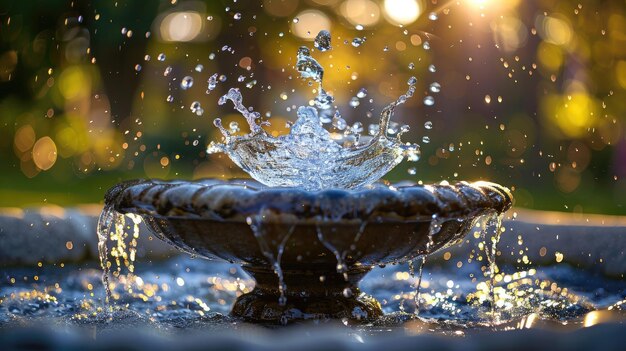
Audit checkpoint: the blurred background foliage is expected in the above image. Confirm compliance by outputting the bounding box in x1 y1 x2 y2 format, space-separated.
0 0 625 214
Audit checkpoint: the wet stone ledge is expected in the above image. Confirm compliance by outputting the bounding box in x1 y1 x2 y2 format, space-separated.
0 206 175 266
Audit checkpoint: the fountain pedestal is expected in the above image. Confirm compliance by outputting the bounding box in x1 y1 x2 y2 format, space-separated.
234 266 381 322
102 179 512 323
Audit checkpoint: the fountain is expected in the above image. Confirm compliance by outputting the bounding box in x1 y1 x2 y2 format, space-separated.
98 32 513 323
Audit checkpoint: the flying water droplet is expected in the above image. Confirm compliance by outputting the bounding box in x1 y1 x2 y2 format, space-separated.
207 73 218 92
422 136 430 143
332 112 347 130
163 66 172 77
356 88 367 98
296 46 324 82
423 96 435 106
429 82 441 93
233 13 242 20
351 37 365 47
408 167 417 175
355 24 364 31
190 101 203 116
351 122 364 133
428 12 438 21
368 124 379 136
424 121 433 130
423 41 431 50
408 62 415 70
180 76 194 90
229 121 240 133
428 64 436 73
195 64 204 72
157 53 166 61
292 17 299 23
349 97 360 107
314 30 332 52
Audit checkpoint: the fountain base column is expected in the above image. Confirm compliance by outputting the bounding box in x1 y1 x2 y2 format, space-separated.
232 265 382 323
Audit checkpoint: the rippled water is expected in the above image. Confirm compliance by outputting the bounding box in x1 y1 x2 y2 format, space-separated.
2 254 624 335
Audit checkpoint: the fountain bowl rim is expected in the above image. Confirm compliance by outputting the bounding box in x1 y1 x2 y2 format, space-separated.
106 178 513 223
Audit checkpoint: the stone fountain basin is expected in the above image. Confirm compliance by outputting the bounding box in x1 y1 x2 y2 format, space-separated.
104 179 512 322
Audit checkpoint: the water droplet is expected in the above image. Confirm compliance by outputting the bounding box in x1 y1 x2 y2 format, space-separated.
408 76 417 86
423 96 435 106
349 97 360 107
163 66 172 77
190 101 203 116
292 17 299 23
207 73 218 92
190 101 201 111
355 24 364 31
332 113 347 130
368 124 380 136
180 76 194 90
209 53 216 60
422 136 430 143
428 12 438 21
383 46 390 52
219 74 227 82
356 88 367 99
343 288 353 298
387 121 400 134
157 53 166 61
485 95 492 104
229 121 240 133
195 64 204 72
408 167 417 175
144 54 151 61
166 95 174 103
238 75 245 82
428 64 436 73
424 121 433 130
351 37 365 47
134 64 142 72
408 62 415 70
314 30 332 52
429 82 441 93
352 122 364 133
245 80 257 88
423 41 430 50
233 13 242 20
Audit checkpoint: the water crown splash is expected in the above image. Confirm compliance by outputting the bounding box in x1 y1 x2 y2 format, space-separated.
207 31 421 190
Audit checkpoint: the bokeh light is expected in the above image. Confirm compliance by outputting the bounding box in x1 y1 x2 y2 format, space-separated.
291 10 331 40
339 0 381 27
383 0 421 26
159 12 204 42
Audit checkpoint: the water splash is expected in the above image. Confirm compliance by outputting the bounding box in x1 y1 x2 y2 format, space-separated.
207 31 421 190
